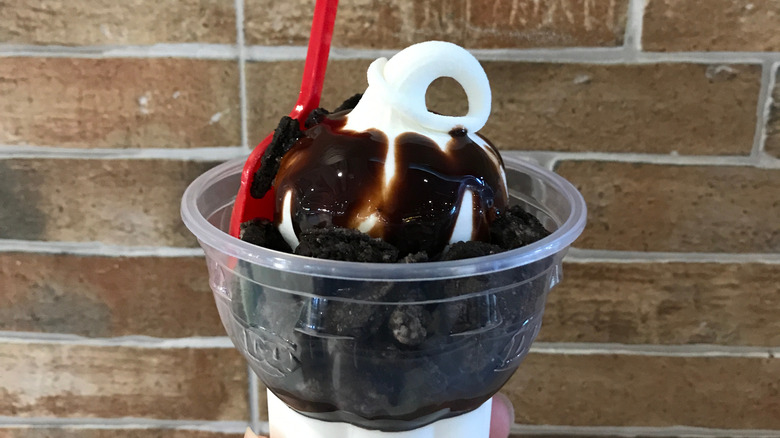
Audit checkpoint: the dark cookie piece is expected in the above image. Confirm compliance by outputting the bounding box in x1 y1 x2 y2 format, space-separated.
333 93 362 113
389 305 430 346
294 227 399 263
435 296 497 335
490 205 551 250
240 218 292 253
297 281 396 339
402 251 429 263
304 94 363 128
448 126 468 137
304 107 330 129
440 241 504 261
250 116 303 199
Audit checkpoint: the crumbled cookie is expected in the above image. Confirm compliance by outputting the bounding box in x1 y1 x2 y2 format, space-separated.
250 116 303 199
401 251 429 263
304 107 330 128
439 241 504 261
239 218 292 253
490 205 551 250
389 305 430 346
298 282 395 339
294 227 399 263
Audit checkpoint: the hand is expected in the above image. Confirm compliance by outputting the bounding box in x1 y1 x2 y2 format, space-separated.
245 393 515 438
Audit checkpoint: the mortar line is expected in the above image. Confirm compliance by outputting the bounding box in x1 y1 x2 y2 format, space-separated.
758 62 779 158
2 330 776 358
0 239 204 257
248 366 261 434
2 238 778 265
510 151 558 169
244 45 311 61
0 43 239 60
4 43 780 64
0 417 248 433
757 152 780 167
235 0 250 153
510 424 780 437
623 0 645 56
633 51 767 64
0 331 234 349
751 61 776 160
0 145 247 161
565 248 780 264
255 46 777 64
530 342 778 358
503 150 763 167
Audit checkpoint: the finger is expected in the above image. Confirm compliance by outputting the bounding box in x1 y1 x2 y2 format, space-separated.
489 392 515 438
244 427 264 438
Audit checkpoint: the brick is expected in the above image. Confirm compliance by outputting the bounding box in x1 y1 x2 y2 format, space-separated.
246 61 303 145
555 161 780 252
0 58 239 148
0 159 219 246
764 67 780 159
644 0 780 52
246 60 369 145
245 0 628 49
0 253 223 338
0 0 235 45
461 0 628 48
246 61 760 154
481 62 759 154
0 429 240 438
503 353 780 428
540 262 780 346
0 343 247 420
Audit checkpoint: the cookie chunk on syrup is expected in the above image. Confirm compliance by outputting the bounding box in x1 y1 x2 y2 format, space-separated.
250 116 303 199
305 93 363 128
333 93 362 112
255 94 364 197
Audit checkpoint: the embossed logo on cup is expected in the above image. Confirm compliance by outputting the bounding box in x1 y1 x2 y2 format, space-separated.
244 325 301 377
496 315 542 371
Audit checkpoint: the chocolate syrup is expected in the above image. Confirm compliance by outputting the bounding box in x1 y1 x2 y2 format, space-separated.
273 114 508 256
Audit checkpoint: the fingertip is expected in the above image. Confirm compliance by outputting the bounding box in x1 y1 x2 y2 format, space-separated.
489 393 515 438
495 392 515 424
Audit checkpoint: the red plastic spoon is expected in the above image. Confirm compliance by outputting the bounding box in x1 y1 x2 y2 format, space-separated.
229 0 339 238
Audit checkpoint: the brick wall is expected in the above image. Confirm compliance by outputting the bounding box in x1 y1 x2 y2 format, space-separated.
1 0 779 437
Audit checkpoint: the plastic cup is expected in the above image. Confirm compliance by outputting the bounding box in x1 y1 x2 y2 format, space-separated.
181 155 586 438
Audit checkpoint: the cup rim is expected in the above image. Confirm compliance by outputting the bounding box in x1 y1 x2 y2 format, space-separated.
181 156 586 281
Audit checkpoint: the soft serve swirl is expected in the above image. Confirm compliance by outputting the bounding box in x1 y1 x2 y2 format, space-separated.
273 41 508 256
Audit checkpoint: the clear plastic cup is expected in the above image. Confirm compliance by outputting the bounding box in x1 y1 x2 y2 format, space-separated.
181 155 586 436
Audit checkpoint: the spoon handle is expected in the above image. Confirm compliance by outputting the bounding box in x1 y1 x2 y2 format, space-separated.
229 0 339 237
293 0 340 121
